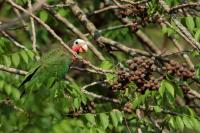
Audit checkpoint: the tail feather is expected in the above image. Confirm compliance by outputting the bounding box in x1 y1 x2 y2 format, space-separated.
19 66 40 98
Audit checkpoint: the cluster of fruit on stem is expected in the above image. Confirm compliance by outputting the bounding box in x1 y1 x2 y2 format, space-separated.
112 56 195 94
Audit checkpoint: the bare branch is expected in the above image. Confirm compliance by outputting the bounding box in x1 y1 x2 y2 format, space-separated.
28 0 37 52
81 80 120 103
0 64 27 76
0 31 29 51
170 2 200 13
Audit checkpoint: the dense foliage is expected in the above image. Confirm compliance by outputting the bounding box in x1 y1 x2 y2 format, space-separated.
0 0 200 132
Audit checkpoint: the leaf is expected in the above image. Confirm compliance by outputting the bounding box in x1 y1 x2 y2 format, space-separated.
12 53 20 66
58 9 67 16
154 106 161 113
182 116 192 129
3 55 11 66
132 94 145 108
100 60 112 69
190 117 200 132
194 29 200 42
85 113 96 126
26 50 34 60
4 84 11 95
175 86 184 97
162 25 168 34
176 116 184 131
99 113 109 129
115 111 123 124
73 98 80 109
11 88 20 100
20 51 29 63
159 80 174 97
185 16 195 32
110 111 118 127
0 80 4 91
169 117 177 129
159 80 166 97
195 17 200 28
165 81 174 97
40 11 48 22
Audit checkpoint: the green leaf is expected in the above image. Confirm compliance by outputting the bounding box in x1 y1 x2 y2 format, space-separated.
26 50 34 60
176 116 184 131
154 106 161 113
169 117 177 129
58 9 67 16
12 53 20 66
20 51 29 63
159 80 166 97
0 80 4 91
3 56 11 66
182 116 192 129
73 98 80 109
100 60 112 69
40 11 48 22
175 86 184 97
195 17 200 28
5 84 11 95
110 111 118 127
85 113 96 126
132 94 145 108
11 88 20 100
99 113 109 129
185 16 195 32
191 117 200 132
162 25 168 34
194 29 200 42
165 81 174 97
115 111 123 124
159 80 174 97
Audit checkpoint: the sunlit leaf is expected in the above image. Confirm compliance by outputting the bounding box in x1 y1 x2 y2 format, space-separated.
99 113 109 129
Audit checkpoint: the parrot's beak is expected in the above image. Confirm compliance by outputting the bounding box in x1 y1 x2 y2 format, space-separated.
80 42 88 52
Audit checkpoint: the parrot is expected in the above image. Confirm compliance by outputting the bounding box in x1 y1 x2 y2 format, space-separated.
19 39 88 97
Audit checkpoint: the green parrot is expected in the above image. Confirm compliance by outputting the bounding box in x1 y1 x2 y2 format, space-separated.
19 39 88 97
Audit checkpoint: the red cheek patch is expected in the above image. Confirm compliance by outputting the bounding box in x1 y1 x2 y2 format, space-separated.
72 45 82 52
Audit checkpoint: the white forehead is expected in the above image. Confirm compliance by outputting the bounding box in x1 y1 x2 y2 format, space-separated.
74 39 85 44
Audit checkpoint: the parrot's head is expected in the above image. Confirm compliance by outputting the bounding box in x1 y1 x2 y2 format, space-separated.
72 39 88 53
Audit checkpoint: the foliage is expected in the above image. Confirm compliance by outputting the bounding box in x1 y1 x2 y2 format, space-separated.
0 0 200 133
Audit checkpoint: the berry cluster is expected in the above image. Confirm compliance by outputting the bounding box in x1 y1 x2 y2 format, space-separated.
112 56 195 94
162 60 195 80
112 56 160 93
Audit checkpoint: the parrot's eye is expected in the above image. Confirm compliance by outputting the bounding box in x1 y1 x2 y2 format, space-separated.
75 41 79 45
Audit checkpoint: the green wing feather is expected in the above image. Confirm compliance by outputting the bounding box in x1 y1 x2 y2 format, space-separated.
19 48 72 96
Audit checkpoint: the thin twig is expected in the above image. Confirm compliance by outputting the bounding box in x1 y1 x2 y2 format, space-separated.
136 109 143 133
170 2 200 13
171 37 194 69
71 67 113 74
0 31 29 51
81 80 120 103
28 0 37 52
118 0 148 5
45 3 73 8
0 64 27 76
88 4 129 16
